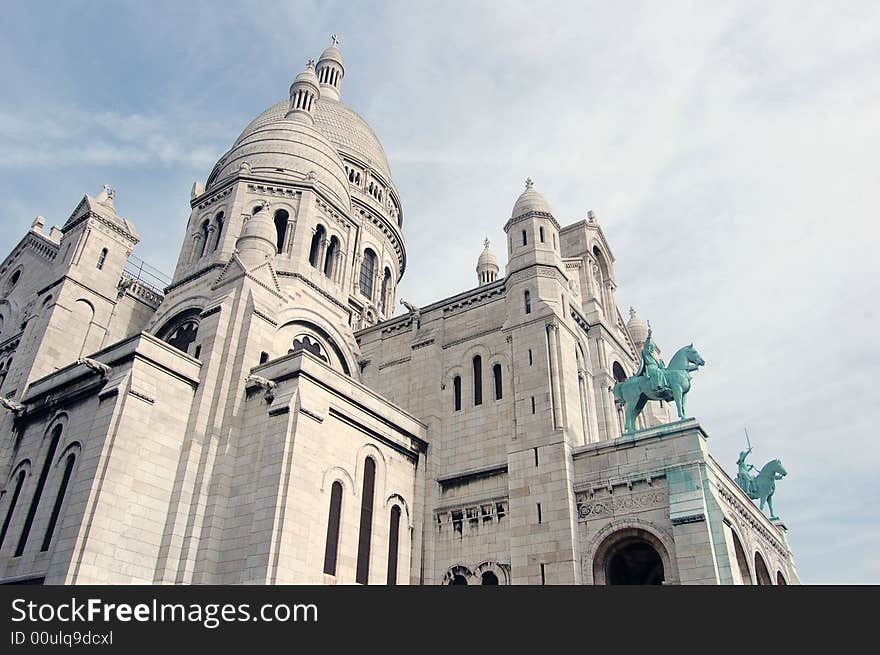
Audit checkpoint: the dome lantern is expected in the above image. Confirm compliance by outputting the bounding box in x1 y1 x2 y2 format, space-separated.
286 60 321 125
315 34 345 102
476 237 500 285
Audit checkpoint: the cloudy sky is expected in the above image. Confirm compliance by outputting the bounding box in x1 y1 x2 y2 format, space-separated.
1 1 877 582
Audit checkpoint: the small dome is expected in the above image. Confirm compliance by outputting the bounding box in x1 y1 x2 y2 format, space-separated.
511 178 552 218
293 62 320 89
476 238 500 285
626 307 649 345
318 44 344 67
477 239 499 269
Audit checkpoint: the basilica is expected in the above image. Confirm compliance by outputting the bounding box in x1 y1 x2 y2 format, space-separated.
0 38 798 585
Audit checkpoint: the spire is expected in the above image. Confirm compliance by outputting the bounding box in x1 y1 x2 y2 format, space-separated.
286 60 321 125
316 34 345 102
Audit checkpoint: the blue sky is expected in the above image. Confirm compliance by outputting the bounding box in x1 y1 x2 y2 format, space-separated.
1 1 877 582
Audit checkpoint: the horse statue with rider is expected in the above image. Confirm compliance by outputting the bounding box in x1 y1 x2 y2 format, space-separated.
612 324 705 433
735 446 787 520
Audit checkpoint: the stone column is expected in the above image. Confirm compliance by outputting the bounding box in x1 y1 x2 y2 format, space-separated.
283 220 296 256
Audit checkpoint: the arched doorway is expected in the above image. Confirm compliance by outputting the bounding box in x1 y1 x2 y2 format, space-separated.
449 574 468 586
754 552 773 585
776 571 787 585
606 539 664 585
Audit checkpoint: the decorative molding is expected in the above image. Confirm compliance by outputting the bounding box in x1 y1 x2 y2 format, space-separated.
671 513 706 526
576 489 667 520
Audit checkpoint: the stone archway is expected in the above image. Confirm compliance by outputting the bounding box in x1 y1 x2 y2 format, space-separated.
590 525 673 585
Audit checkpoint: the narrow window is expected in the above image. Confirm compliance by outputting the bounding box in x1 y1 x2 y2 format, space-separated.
0 470 26 549
324 236 339 277
16 425 63 556
524 290 531 314
522 230 527 246
537 503 543 524
539 226 545 243
308 225 325 267
528 349 533 366
552 233 557 250
453 376 461 411
213 212 225 251
493 363 503 400
540 563 546 585
200 220 211 257
274 210 289 254
473 356 482 406
356 457 376 584
41 453 76 551
387 505 401 585
193 344 201 359
380 268 391 313
531 397 536 414
323 481 343 575
96 248 108 270
534 447 539 467
359 249 376 299
259 351 269 365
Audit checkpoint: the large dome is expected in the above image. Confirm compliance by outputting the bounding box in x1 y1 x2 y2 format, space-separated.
208 119 351 210
231 97 395 187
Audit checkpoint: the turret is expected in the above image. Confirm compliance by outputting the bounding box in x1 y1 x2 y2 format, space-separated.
315 35 344 102
235 201 277 266
285 60 321 125
476 238 500 285
504 178 563 276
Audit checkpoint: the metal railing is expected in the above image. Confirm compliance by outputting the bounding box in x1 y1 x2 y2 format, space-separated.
122 253 171 295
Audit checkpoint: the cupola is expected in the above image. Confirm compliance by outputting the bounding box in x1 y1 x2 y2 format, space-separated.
285 60 321 125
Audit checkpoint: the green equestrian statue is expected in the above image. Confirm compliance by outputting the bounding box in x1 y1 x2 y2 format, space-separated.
735 448 787 520
612 324 705 433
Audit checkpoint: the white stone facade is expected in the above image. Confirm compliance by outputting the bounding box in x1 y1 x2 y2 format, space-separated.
0 39 797 585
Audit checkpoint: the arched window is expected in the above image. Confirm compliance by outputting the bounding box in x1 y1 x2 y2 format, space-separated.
309 224 325 267
324 236 339 278
0 469 26 549
776 571 787 585
15 425 63 556
323 481 343 575
359 249 376 299
41 452 76 551
453 376 461 411
96 248 108 270
199 220 211 257
449 574 468 585
493 363 503 400
157 309 201 357
730 528 752 585
481 571 499 585
539 226 545 243
612 362 627 383
274 210 289 254
380 268 391 313
9 270 20 287
473 355 483 406
387 505 401 585
213 212 225 251
524 290 531 314
522 230 527 246
356 457 376 584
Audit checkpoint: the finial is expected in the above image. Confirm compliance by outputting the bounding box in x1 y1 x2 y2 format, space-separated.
330 34 340 46
587 209 596 222
307 58 315 69
525 177 534 189
483 237 490 249
629 306 636 318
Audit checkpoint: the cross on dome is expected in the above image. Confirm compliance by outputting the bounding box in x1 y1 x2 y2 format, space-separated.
525 177 534 189
330 34 340 46
307 58 316 69
483 237 490 249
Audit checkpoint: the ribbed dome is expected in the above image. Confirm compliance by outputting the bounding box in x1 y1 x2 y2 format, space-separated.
229 97 394 187
626 307 649 344
208 119 351 210
512 178 552 218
